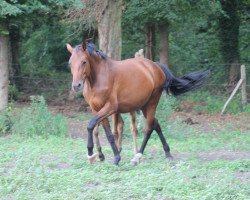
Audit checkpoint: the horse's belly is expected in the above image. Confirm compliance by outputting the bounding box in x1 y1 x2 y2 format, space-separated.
117 90 151 113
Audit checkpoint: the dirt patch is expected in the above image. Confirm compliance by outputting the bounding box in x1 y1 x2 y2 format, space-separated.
85 181 100 189
54 162 71 170
68 118 110 147
40 155 71 170
68 118 88 139
235 171 250 183
170 112 250 133
1 162 16 177
198 150 250 161
48 99 91 117
16 97 91 117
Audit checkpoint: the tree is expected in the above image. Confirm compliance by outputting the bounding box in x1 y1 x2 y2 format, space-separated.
144 23 156 60
124 0 221 67
69 0 123 60
0 0 74 109
96 0 123 60
0 1 23 110
219 0 241 86
0 21 9 110
159 23 170 66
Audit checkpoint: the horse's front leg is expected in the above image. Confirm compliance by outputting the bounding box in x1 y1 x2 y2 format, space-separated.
87 103 120 165
101 118 121 165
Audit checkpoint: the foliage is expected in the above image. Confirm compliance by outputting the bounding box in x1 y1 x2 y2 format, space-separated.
0 106 13 136
122 0 224 76
8 84 19 101
156 95 178 122
124 0 221 24
218 0 240 64
1 0 249 112
0 0 80 77
0 0 74 19
19 23 73 76
10 96 68 137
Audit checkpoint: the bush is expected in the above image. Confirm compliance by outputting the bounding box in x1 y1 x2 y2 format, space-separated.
156 95 178 122
8 84 19 101
11 96 68 137
0 106 12 136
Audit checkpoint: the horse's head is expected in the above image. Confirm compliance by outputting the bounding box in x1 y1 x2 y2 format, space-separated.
66 42 91 92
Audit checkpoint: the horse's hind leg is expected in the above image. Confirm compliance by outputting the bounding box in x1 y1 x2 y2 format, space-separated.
131 107 155 165
93 125 105 161
117 114 124 153
153 119 173 160
112 113 124 153
130 111 138 154
131 91 170 165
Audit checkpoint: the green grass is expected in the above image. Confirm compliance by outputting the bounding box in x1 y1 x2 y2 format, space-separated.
0 124 249 199
0 97 249 199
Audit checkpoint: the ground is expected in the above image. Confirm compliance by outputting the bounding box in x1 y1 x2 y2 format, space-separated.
0 103 249 199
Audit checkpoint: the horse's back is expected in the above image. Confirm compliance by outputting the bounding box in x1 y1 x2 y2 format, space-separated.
114 58 165 87
111 58 166 112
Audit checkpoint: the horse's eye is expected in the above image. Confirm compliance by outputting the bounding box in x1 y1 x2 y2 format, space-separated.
82 61 86 66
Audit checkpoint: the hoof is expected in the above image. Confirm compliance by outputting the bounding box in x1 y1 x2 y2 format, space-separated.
131 153 142 166
87 153 98 164
113 155 121 165
166 152 174 161
98 153 105 161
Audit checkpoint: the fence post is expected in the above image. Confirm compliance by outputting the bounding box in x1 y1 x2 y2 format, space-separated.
221 79 243 115
241 65 247 107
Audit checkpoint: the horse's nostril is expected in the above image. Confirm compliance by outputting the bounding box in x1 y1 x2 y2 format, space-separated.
73 83 82 92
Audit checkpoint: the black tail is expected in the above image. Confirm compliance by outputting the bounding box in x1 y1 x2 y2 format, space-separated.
157 63 210 96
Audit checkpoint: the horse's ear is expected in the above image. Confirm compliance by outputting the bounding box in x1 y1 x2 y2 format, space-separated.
66 43 73 54
85 38 93 44
82 38 93 51
82 42 86 51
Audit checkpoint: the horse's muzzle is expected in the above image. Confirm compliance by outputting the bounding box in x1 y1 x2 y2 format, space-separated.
72 81 83 92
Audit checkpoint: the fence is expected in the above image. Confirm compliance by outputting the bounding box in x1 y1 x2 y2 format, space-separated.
9 63 249 112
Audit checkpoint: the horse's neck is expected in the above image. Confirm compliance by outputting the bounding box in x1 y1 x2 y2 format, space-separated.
87 58 112 88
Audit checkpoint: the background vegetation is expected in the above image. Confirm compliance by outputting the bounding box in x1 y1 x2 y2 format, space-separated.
0 1 250 199
1 0 249 113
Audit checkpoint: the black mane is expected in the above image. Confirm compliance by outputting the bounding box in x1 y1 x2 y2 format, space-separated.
75 42 107 60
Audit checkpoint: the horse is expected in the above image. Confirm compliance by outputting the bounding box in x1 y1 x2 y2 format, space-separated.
91 49 145 163
67 39 209 165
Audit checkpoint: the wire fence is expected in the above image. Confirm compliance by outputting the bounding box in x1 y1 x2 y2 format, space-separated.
9 64 249 104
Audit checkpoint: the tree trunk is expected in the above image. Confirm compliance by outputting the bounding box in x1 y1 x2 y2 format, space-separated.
159 23 170 67
0 22 9 111
144 23 156 60
219 0 240 87
9 25 20 78
97 0 122 60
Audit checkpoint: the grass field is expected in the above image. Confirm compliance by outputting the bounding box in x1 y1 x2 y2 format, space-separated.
1 107 250 200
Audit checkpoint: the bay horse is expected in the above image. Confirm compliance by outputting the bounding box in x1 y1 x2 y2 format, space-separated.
67 39 209 165
91 49 144 163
